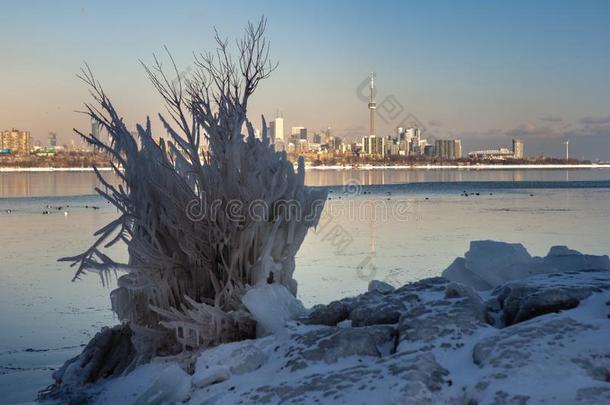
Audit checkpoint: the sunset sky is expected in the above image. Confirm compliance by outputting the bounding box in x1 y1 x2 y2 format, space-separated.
2 0 610 159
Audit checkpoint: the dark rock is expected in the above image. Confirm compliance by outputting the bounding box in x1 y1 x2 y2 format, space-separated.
303 300 351 326
368 280 395 294
350 300 404 327
39 324 136 401
490 271 610 326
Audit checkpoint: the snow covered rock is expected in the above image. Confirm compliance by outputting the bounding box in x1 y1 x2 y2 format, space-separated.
286 325 396 370
304 300 351 326
241 282 305 336
304 282 422 328
489 269 610 326
191 366 231 388
398 281 492 350
195 339 269 376
43 267 610 404
442 240 610 290
469 290 610 404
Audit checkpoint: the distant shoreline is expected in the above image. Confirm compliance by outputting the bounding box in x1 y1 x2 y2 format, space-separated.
304 163 610 170
1 164 610 173
0 167 114 172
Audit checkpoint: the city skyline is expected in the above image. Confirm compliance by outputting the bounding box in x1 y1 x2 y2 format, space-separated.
2 1 610 159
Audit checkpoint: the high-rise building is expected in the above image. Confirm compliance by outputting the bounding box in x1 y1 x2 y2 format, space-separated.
48 132 57 147
269 114 284 144
454 139 462 159
290 126 307 142
368 72 376 137
0 129 31 154
361 135 385 157
513 139 524 159
423 144 436 157
434 139 462 160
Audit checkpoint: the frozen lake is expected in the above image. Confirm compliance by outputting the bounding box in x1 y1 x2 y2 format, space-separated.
1 168 610 403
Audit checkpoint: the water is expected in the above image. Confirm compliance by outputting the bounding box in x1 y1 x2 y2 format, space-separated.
2 168 610 198
1 169 610 403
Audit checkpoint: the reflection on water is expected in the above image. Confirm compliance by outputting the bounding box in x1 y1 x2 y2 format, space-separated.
303 168 610 187
2 168 610 197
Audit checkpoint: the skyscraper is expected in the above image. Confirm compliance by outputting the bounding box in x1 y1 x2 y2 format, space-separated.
290 126 307 142
270 112 284 144
368 72 376 137
513 139 524 159
435 139 462 160
48 132 57 147
361 135 385 157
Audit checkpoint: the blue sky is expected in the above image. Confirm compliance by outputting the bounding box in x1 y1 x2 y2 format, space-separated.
2 0 610 159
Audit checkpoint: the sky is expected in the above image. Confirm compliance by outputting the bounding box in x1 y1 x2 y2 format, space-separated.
2 0 610 160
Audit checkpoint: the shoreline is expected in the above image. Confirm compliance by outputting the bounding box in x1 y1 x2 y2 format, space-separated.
304 163 610 170
1 164 610 173
0 167 114 172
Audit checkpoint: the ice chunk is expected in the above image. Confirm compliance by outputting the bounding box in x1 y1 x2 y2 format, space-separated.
132 364 191 405
443 240 610 291
542 245 610 273
442 257 492 291
241 282 305 336
464 240 533 287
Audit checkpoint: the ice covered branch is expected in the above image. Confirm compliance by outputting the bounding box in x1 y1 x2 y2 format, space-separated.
60 16 326 355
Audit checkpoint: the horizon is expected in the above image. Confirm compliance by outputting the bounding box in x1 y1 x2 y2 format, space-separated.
2 0 610 159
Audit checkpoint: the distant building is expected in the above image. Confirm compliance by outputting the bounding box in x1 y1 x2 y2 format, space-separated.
269 116 284 144
513 138 524 159
48 132 57 147
423 144 436 157
0 129 31 154
362 135 386 157
291 126 307 142
327 135 342 151
367 73 376 138
313 132 322 144
407 128 421 155
296 139 308 153
468 148 514 160
435 139 462 160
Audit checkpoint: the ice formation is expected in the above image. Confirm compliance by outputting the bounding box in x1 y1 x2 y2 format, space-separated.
53 16 326 387
241 282 305 336
442 240 610 290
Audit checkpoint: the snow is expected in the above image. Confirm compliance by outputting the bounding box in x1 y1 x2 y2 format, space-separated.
44 242 610 404
94 362 190 405
241 282 305 336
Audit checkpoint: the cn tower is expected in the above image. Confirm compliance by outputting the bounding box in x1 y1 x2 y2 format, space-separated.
368 72 376 136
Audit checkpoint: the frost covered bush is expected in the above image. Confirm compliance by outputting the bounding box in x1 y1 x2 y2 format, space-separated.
61 18 326 353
